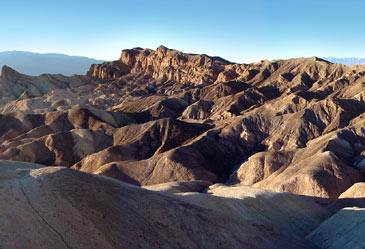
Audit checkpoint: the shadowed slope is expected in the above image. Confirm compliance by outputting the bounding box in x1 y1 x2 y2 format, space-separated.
0 161 326 249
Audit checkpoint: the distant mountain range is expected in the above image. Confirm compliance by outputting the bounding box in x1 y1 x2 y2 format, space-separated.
2 51 364 77
0 51 106 76
323 57 365 66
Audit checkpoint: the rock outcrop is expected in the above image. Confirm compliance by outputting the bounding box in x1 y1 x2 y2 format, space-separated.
88 45 231 85
329 182 365 212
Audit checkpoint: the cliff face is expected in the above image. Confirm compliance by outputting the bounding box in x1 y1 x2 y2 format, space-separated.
87 46 352 95
88 45 230 84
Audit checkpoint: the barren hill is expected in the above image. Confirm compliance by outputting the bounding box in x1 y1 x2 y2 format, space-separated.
1 46 365 248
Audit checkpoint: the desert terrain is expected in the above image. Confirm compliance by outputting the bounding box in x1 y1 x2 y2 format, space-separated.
0 46 364 248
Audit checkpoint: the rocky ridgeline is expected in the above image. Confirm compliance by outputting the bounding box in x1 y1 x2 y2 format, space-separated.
87 45 231 84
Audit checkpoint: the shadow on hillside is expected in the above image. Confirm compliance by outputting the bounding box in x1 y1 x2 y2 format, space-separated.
327 197 365 213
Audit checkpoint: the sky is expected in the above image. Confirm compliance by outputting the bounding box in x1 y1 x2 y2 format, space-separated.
1 0 365 63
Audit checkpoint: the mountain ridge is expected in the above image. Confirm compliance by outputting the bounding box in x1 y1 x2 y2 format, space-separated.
0 51 106 76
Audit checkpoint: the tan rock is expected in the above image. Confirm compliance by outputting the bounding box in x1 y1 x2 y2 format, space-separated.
329 182 365 212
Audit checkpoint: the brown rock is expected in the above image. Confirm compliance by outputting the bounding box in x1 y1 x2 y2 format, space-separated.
88 46 230 85
329 182 365 212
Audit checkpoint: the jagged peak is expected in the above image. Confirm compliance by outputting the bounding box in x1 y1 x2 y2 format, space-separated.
88 46 351 86
119 45 233 64
0 65 21 79
89 46 234 83
156 45 170 52
311 56 331 63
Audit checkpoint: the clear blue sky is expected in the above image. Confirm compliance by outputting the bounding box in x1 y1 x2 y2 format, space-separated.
1 0 365 62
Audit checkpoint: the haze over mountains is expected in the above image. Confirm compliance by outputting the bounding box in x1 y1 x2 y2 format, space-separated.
1 45 365 248
1 50 363 77
0 51 105 76
324 57 365 66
